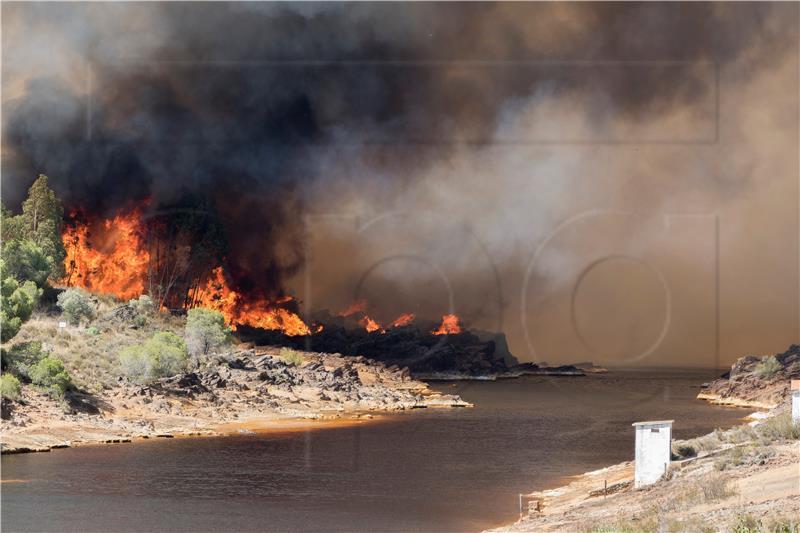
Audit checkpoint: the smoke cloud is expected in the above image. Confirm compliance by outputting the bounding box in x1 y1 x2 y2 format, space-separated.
2 2 798 365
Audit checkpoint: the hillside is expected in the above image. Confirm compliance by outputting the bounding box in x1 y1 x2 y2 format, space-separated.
1 301 468 454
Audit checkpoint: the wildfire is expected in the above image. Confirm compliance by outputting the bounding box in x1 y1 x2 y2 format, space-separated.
390 313 415 328
195 267 311 336
432 314 463 335
61 209 150 300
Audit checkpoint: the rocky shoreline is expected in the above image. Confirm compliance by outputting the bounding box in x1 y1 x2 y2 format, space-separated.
696 344 800 409
0 347 469 454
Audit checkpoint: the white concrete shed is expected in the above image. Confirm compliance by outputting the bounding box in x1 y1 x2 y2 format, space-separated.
632 420 673 489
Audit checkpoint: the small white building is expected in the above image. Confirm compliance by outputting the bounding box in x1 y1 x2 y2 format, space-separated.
632 420 673 489
791 380 800 424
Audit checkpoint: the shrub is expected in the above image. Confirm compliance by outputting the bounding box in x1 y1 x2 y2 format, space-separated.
756 412 800 441
1 373 22 401
57 288 95 326
671 443 697 459
733 514 762 533
754 355 782 378
29 356 72 398
129 295 155 315
700 473 736 502
119 331 189 384
185 308 231 359
5 341 47 381
279 347 304 366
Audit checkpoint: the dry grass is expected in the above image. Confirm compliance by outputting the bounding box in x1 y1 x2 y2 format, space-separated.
279 347 305 366
672 413 798 460
10 301 186 394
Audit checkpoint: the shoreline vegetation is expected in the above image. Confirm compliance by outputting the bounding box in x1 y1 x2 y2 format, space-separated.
491 346 800 533
0 305 472 454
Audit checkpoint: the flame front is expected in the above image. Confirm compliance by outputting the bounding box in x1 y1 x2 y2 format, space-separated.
432 314 462 335
61 210 311 336
195 267 311 336
390 313 415 328
338 299 368 317
61 210 150 300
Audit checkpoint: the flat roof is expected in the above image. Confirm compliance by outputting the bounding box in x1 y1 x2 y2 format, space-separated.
632 420 674 427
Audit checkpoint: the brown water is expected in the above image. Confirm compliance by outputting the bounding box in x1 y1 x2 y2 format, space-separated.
1 370 748 532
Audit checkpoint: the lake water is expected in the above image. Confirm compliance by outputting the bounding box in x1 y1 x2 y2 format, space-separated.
1 370 748 532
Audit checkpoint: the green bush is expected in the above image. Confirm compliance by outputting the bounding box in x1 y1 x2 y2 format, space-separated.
279 347 304 366
29 356 72 398
754 355 782 378
185 308 231 359
1 276 42 342
57 288 95 326
5 341 47 381
1 373 22 401
119 331 189 384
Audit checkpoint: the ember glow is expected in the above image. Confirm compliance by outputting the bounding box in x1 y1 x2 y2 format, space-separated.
432 314 463 335
61 209 150 300
195 267 311 336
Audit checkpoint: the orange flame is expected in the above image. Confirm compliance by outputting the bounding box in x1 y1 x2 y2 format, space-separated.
359 315 384 333
390 313 416 328
61 210 150 300
432 314 462 335
195 267 311 336
338 299 368 317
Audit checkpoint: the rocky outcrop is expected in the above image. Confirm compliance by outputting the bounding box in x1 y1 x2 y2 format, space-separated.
698 344 800 409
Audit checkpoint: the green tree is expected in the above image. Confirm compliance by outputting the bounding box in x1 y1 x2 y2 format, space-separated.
1 239 53 286
20 175 66 278
1 275 42 342
29 356 72 398
0 373 22 401
56 288 95 326
119 331 189 383
1 175 66 282
185 308 231 359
